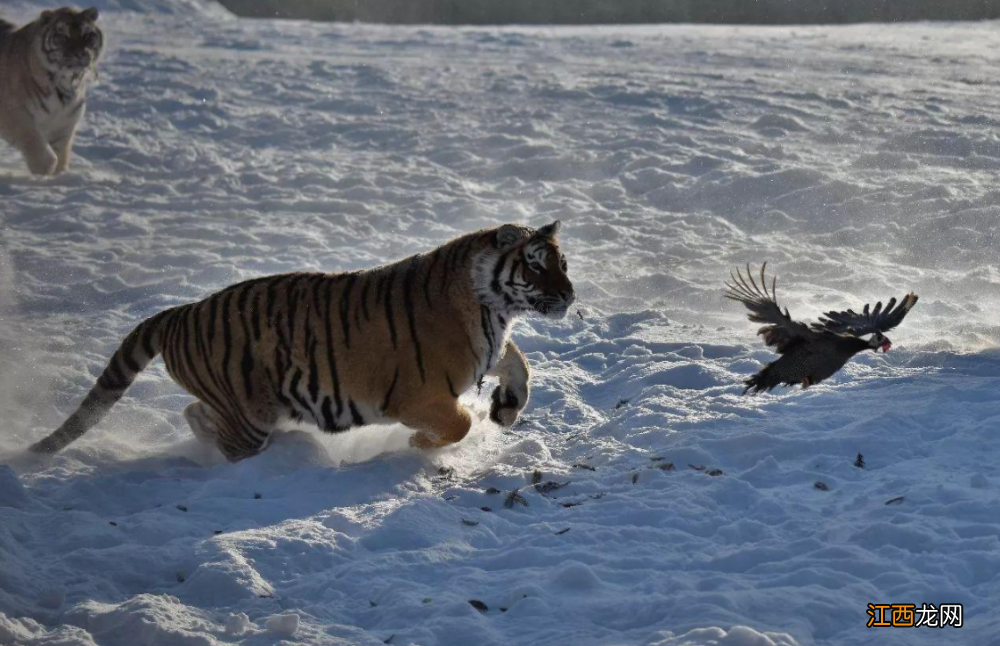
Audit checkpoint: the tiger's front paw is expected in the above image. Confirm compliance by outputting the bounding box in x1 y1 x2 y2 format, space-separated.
490 385 523 427
25 146 58 176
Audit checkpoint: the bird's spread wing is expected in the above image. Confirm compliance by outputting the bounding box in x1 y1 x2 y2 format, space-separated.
725 263 816 353
812 292 918 336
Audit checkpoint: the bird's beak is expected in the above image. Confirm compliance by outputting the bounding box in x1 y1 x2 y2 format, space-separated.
880 340 892 353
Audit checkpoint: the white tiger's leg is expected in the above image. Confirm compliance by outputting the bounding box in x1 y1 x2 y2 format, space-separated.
183 401 219 446
51 130 76 174
488 340 530 427
19 129 58 176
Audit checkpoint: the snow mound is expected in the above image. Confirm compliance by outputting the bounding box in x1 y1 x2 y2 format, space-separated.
650 626 800 646
0 613 99 646
265 612 300 637
224 613 249 636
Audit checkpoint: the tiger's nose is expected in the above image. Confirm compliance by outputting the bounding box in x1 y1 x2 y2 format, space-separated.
560 290 576 306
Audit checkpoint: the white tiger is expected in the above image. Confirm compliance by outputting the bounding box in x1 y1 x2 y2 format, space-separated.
0 7 103 176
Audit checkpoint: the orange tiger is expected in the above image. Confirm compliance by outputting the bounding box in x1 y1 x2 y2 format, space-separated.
30 222 575 461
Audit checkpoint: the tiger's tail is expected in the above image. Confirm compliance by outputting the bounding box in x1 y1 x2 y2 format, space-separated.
30 309 176 454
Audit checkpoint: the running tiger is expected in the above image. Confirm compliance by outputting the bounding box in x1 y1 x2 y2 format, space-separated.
0 7 103 176
30 222 575 461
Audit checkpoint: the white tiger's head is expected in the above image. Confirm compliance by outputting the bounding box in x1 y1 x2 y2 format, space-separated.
477 221 576 319
35 7 103 76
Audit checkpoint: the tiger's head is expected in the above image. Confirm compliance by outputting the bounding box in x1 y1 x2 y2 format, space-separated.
482 221 576 319
35 7 103 76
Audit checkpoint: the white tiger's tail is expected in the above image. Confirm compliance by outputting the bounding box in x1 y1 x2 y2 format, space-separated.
30 309 175 454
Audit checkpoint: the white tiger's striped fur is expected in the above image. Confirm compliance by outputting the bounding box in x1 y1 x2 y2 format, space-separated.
0 7 103 175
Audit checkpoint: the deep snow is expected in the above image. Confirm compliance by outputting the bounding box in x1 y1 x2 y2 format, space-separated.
1 2 999 645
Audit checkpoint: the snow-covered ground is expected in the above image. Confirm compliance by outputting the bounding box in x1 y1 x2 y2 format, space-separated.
2 1 1000 644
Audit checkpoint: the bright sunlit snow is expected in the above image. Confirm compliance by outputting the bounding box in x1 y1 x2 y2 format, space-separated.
1 1 999 645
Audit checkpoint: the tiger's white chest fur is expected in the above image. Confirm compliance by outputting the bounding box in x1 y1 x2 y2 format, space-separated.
470 248 517 384
28 72 87 137
477 307 513 381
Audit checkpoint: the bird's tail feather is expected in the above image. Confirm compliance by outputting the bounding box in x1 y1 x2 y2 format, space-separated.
742 363 779 395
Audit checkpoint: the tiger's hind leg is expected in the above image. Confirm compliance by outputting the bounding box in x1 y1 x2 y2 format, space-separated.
183 401 221 446
404 397 472 450
182 400 272 462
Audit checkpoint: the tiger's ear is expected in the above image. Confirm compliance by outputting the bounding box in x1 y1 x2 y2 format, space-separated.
82 7 99 21
40 10 54 21
495 224 528 250
536 220 561 240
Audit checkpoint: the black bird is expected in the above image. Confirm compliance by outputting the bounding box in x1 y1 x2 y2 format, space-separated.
726 263 918 394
